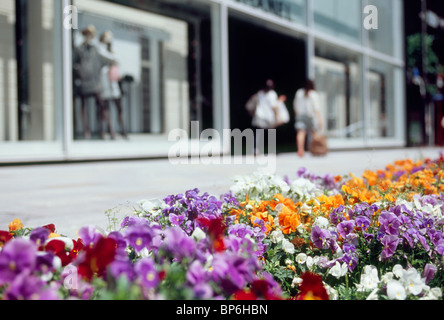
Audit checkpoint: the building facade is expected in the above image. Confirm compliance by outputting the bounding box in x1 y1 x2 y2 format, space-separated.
0 0 405 163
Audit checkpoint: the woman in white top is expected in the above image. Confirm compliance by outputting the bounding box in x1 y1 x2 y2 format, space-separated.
293 79 323 157
251 79 279 155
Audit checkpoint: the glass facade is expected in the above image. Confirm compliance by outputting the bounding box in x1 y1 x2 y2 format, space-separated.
0 0 63 143
233 0 306 24
313 0 362 44
0 0 406 163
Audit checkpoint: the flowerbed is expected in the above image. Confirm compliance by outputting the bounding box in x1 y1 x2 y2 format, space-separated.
1 155 444 300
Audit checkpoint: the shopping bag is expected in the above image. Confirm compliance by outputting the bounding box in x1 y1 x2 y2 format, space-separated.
108 64 121 82
245 93 259 116
309 133 328 156
274 100 290 127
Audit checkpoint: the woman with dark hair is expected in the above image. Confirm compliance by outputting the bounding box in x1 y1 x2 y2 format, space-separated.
293 79 323 157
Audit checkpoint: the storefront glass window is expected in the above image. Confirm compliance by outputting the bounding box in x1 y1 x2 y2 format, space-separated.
0 0 63 143
232 0 306 24
314 53 363 140
313 0 361 44
367 58 403 140
365 0 403 58
72 0 189 141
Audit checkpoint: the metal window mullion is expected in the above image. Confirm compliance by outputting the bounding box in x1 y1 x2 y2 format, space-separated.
62 0 74 159
306 0 315 80
361 0 370 147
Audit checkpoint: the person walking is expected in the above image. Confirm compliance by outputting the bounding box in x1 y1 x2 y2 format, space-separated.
251 79 279 155
293 79 323 157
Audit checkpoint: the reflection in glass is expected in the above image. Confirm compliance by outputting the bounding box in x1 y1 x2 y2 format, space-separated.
313 0 361 43
368 59 401 139
1 0 61 142
314 56 362 139
234 0 306 24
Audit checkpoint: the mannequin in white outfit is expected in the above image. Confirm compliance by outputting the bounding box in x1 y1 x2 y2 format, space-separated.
99 31 127 139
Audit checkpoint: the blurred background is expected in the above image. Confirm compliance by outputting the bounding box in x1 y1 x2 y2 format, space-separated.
0 0 442 163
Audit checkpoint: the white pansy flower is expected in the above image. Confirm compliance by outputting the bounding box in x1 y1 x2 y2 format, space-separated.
300 203 313 215
191 227 206 242
357 265 379 292
366 288 379 300
387 280 406 300
363 265 379 280
290 178 318 199
334 247 344 259
269 229 284 244
231 173 290 200
420 287 442 300
306 256 314 269
140 198 164 216
329 261 348 279
313 216 329 228
281 239 295 254
392 264 404 278
273 217 280 228
291 276 303 287
139 247 151 258
395 198 413 211
381 271 394 284
400 268 425 296
296 223 306 234
324 283 338 300
295 253 307 264
285 259 294 265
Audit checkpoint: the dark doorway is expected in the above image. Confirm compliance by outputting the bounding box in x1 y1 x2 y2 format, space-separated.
229 17 306 153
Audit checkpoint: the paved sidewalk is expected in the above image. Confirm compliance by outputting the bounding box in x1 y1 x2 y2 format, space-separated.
0 147 442 238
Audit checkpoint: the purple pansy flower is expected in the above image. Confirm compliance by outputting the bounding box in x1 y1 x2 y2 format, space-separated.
310 226 332 250
124 224 153 253
169 213 186 226
355 216 371 231
380 235 399 260
29 227 50 246
3 273 60 300
0 238 37 285
422 263 436 284
337 220 355 238
135 257 159 289
378 211 401 235
77 226 102 248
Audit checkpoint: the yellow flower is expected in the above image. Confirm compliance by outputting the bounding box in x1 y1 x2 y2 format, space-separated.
8 218 24 233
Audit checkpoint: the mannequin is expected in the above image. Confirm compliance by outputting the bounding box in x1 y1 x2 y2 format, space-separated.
73 25 116 139
99 31 127 139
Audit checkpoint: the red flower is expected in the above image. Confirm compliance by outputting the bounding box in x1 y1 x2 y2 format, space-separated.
233 290 258 300
196 217 227 252
42 224 56 233
69 239 84 260
293 272 329 300
44 238 84 267
77 236 116 281
45 239 73 267
233 280 282 300
0 230 13 247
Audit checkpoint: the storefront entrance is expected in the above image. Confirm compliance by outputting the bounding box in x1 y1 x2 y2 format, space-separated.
228 17 307 151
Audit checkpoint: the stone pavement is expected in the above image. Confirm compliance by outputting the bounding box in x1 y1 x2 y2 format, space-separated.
0 147 442 238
